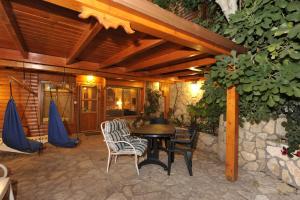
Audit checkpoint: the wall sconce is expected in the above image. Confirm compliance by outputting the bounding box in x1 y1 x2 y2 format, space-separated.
190 81 200 97
153 82 160 91
86 75 95 84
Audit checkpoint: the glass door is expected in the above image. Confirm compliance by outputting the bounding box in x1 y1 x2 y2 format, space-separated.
79 85 98 132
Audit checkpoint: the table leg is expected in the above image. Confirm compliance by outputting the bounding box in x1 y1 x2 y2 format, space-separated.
138 138 168 170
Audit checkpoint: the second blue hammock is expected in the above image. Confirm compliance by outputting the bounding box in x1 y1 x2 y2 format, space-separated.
48 100 78 148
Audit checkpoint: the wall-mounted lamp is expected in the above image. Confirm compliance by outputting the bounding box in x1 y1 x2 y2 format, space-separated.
153 82 160 91
190 81 200 97
86 75 95 83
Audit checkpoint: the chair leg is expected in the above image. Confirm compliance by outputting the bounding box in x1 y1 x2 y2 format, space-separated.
135 154 139 175
168 150 172 175
114 155 118 163
184 151 193 176
106 153 112 173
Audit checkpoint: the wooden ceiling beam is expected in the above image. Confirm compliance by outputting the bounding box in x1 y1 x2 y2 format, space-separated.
0 59 173 82
43 0 247 55
159 70 199 78
99 67 148 77
177 74 206 81
125 50 202 72
67 20 103 65
0 0 28 58
148 58 216 75
99 39 165 69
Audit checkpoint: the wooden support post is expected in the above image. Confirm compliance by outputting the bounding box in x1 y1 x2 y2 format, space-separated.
225 86 239 181
161 83 170 119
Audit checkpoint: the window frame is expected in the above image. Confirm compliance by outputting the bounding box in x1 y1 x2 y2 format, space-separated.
39 81 74 124
105 86 140 118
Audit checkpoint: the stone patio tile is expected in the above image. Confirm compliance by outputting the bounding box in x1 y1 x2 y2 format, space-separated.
1 135 298 200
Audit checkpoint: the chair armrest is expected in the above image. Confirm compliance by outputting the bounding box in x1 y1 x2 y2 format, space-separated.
171 138 192 144
105 140 137 154
0 164 8 178
175 133 191 138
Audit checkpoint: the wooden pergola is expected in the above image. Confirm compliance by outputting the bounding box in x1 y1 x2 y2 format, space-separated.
0 0 246 181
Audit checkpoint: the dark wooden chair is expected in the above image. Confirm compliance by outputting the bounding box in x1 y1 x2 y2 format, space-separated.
167 129 199 176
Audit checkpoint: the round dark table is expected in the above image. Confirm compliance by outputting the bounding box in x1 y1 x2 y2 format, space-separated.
132 124 175 171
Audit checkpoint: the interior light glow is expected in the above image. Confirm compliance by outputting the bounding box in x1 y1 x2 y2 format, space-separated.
153 82 160 91
116 99 123 109
190 81 199 97
86 75 95 83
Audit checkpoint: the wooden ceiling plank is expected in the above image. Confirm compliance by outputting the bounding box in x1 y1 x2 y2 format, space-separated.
125 49 203 72
66 21 103 64
148 58 216 75
0 0 28 58
43 0 246 55
99 38 165 69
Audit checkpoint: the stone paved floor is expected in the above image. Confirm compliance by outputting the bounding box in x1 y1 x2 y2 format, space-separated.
1 134 299 200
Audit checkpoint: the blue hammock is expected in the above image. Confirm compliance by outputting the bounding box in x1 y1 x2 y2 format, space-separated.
48 100 78 147
2 99 42 153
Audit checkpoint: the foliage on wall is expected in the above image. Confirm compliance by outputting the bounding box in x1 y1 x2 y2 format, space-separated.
144 88 161 118
153 0 300 156
153 0 227 33
205 0 300 156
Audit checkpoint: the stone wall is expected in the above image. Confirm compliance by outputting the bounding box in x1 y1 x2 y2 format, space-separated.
197 132 218 154
218 115 300 189
169 81 204 125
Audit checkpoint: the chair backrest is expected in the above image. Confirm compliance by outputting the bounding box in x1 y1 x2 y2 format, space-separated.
100 121 127 152
190 130 200 149
113 118 131 136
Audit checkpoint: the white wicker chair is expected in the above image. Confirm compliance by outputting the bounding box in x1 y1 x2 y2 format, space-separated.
100 120 147 175
0 164 14 200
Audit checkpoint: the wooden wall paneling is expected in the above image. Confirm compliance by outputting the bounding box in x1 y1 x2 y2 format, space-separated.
225 86 239 181
0 0 28 58
0 70 41 136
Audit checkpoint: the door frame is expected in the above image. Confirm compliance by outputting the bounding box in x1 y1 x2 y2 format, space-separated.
78 84 100 133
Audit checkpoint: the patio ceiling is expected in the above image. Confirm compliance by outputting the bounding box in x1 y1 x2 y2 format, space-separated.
0 0 246 81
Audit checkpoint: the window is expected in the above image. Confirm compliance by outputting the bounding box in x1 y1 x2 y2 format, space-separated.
106 87 139 117
41 82 73 123
81 86 97 113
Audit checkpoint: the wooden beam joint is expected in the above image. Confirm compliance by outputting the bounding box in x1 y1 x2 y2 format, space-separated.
67 21 103 65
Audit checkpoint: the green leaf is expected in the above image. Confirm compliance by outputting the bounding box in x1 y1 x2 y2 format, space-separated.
235 34 246 44
267 96 275 107
293 87 300 97
243 84 253 92
287 2 300 11
286 12 300 22
288 24 300 38
275 0 288 8
289 50 300 59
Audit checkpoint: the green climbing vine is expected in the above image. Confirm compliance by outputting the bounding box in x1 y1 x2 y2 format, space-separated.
153 0 300 156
